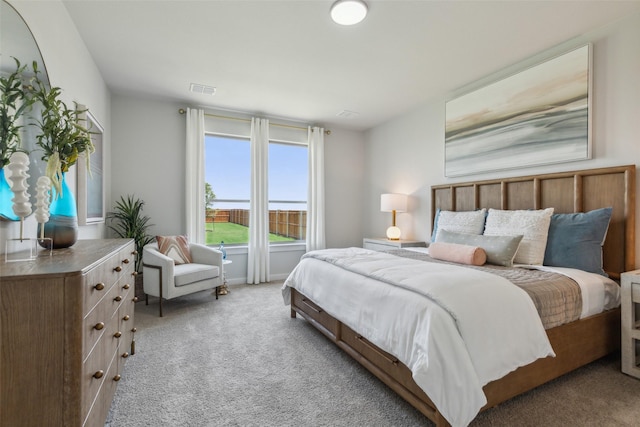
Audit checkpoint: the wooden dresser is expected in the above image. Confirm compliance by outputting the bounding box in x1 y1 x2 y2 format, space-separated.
0 239 137 427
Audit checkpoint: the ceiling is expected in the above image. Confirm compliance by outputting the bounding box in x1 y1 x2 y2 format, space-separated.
62 0 640 131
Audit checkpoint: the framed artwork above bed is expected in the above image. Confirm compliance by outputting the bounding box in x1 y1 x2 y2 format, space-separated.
445 44 592 177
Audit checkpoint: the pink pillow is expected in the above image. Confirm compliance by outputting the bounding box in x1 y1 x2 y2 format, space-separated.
429 241 486 266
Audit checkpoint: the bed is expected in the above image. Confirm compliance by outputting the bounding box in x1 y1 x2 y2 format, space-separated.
282 165 636 427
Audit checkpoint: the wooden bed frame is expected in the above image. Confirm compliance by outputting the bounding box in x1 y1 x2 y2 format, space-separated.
290 165 636 427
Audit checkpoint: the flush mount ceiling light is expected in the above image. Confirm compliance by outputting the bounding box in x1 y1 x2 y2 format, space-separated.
330 0 368 25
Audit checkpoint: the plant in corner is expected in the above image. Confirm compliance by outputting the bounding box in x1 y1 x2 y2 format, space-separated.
31 65 94 248
107 195 155 274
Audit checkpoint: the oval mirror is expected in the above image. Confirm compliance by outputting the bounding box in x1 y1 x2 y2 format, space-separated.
1 0 51 220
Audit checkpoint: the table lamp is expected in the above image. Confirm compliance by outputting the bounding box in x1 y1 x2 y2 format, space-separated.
380 193 407 240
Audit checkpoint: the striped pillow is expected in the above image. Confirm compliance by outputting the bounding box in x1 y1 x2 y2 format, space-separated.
156 235 192 264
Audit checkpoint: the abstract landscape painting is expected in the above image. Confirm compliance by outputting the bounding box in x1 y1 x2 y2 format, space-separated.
445 45 591 177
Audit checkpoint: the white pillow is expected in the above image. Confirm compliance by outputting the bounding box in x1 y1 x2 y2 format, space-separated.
432 208 486 241
483 208 554 265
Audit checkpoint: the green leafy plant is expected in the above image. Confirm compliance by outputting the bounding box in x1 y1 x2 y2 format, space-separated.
31 65 94 195
0 58 34 168
107 195 155 273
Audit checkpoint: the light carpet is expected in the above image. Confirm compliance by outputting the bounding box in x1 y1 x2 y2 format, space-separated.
106 282 640 427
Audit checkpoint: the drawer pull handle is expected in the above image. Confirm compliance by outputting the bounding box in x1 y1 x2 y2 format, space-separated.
114 331 122 338
133 296 139 303
132 250 138 256
123 283 130 290
94 322 105 331
122 352 129 359
301 298 323 314
132 327 137 333
356 334 399 366
114 295 123 302
94 283 105 291
113 374 122 382
132 271 138 277
123 258 130 264
123 315 130 321
114 266 122 272
93 370 104 379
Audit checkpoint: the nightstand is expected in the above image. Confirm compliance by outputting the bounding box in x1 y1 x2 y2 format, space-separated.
362 237 427 251
621 270 640 379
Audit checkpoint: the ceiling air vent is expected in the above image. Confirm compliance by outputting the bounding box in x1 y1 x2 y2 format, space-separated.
336 110 359 119
190 83 216 96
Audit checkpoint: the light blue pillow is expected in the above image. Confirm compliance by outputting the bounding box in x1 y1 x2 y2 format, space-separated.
543 207 613 276
436 229 523 267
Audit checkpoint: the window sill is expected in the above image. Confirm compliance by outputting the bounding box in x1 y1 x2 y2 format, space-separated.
219 242 306 255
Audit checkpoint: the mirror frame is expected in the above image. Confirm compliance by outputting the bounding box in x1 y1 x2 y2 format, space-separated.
1 0 52 221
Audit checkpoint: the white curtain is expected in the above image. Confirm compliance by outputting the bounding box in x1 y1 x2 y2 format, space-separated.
247 117 270 284
306 126 326 252
185 108 205 244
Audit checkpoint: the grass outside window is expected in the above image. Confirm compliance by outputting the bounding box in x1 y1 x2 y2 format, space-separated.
205 222 295 246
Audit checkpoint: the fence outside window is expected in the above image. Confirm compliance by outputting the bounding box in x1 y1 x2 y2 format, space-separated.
207 209 307 241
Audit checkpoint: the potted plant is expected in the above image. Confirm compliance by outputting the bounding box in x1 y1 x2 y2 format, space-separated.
107 195 155 299
0 58 34 221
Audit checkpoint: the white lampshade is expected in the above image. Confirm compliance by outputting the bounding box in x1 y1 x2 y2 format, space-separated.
330 0 368 26
380 193 408 213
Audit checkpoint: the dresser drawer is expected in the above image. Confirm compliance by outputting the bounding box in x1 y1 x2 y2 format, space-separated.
83 281 120 360
83 350 120 427
83 244 135 312
84 254 122 312
81 334 109 423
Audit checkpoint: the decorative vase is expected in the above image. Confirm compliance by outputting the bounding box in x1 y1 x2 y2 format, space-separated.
0 167 20 221
38 172 78 249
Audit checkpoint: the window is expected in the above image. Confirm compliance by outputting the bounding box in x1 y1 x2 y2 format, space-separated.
268 142 308 244
204 134 308 246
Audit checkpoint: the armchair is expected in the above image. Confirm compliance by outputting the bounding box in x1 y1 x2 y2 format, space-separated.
143 241 224 316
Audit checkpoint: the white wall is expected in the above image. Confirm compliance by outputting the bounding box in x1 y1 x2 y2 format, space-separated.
325 127 366 248
364 12 640 267
111 94 366 282
0 0 110 247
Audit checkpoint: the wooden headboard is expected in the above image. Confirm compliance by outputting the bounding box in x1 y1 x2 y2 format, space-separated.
431 165 636 278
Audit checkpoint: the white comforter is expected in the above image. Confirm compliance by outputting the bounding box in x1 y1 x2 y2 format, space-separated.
282 247 555 427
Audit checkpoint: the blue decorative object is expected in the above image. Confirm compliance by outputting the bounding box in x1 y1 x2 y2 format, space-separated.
0 168 19 221
38 172 78 249
219 241 227 260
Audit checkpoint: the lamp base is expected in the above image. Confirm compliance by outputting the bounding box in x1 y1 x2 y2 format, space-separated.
386 226 401 240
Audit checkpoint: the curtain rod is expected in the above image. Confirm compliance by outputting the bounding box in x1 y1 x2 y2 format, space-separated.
178 108 331 135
